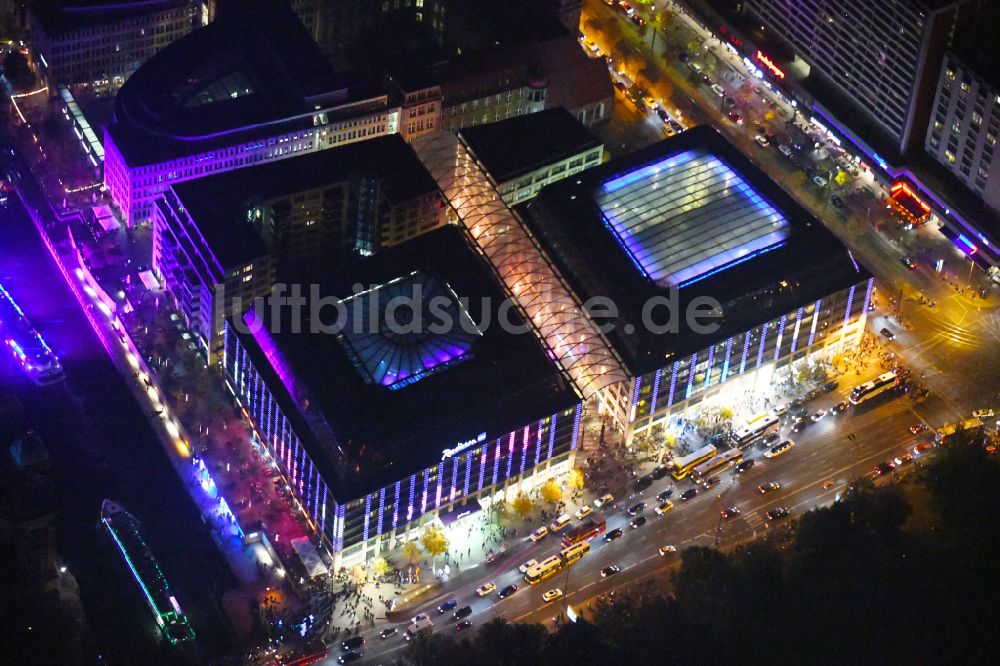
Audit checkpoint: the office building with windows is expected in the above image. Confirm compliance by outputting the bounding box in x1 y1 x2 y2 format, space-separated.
153 136 444 357
520 126 873 435
742 0 972 156
458 108 603 205
925 32 1000 214
30 0 201 91
103 3 398 227
223 227 581 568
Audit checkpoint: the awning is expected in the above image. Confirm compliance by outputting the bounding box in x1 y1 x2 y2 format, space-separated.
138 270 160 292
93 205 120 232
291 536 328 578
438 498 482 526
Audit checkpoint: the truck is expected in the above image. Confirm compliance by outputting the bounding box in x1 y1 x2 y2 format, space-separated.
404 616 433 641
935 418 984 445
560 516 607 547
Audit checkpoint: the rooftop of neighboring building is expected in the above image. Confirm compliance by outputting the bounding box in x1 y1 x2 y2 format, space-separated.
459 108 602 183
389 44 542 103
30 0 190 34
229 226 578 502
520 126 872 376
165 135 438 268
949 3 1000 91
105 1 366 167
538 35 614 113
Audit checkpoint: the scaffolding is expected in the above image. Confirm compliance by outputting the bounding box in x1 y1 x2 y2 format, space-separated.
413 132 628 400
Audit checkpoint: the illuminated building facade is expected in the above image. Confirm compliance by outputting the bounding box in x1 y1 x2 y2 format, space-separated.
30 0 201 91
153 136 444 357
223 227 581 568
926 49 1000 215
459 108 604 205
742 0 971 155
103 3 398 227
519 126 873 436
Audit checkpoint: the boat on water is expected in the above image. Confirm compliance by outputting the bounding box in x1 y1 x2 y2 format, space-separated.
100 500 195 645
0 280 64 385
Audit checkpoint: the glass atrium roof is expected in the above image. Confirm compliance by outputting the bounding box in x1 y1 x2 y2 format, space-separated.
336 271 482 390
595 149 791 287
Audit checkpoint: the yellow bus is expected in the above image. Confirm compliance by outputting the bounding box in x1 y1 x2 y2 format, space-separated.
670 444 717 480
559 541 590 565
692 448 743 481
524 555 563 585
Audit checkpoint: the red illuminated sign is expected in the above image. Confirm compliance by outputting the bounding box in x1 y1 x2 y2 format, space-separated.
890 182 930 213
755 50 785 79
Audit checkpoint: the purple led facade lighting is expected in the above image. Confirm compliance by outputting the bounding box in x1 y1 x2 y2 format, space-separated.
685 352 698 399
756 323 769 370
650 368 662 414
721 337 734 382
773 315 787 362
666 361 679 408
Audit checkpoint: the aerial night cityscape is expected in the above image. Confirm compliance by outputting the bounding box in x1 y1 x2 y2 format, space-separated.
2 0 1000 664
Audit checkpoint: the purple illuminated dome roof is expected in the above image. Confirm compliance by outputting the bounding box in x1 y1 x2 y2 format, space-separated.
336 272 482 390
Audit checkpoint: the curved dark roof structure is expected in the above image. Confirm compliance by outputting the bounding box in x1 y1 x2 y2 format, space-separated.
106 2 346 165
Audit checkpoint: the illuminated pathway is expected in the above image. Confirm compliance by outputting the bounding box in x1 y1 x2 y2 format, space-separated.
413 132 629 400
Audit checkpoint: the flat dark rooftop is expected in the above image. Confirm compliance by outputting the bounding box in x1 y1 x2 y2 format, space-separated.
459 108 602 183
521 126 871 376
32 0 187 34
105 2 349 166
231 226 577 502
168 135 436 268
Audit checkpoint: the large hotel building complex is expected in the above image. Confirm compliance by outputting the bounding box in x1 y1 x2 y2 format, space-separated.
91 1 873 570
217 126 871 568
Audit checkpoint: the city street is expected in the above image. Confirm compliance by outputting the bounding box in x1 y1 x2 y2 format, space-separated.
332 362 957 663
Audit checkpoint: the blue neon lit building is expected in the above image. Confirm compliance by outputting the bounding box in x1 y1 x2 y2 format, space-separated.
222 227 580 568
522 126 873 436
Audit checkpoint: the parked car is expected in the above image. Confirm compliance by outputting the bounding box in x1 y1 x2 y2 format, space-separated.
754 135 770 148
812 175 828 187
880 327 895 341
778 144 793 157
710 83 725 97
650 464 669 480
831 195 845 209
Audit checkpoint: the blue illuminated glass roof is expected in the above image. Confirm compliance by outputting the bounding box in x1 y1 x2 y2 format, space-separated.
595 149 791 287
336 271 482 390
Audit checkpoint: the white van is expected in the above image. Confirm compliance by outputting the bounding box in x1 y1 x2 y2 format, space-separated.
548 514 572 532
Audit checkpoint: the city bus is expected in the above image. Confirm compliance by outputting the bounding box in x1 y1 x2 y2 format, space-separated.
559 541 590 565
849 372 898 405
561 517 606 547
670 444 717 480
730 412 780 448
524 555 563 585
691 448 743 481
